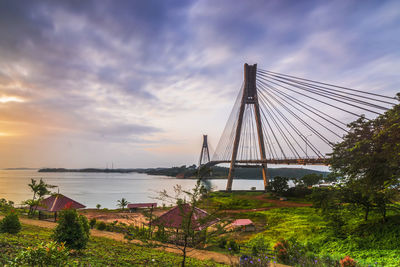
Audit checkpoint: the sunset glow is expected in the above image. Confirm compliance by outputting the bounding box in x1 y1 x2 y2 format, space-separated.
0 96 25 103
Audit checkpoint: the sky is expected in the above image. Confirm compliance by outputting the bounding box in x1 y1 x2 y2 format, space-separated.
0 0 399 169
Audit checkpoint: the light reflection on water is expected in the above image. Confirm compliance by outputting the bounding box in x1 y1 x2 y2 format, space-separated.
0 170 271 209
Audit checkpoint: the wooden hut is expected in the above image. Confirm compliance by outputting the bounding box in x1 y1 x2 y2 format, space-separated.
152 203 219 245
35 194 85 221
128 203 157 212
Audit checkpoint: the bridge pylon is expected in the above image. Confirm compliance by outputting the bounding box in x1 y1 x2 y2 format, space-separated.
199 134 211 166
227 63 269 191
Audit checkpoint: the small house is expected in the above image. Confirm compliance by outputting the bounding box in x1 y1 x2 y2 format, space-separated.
232 219 255 232
35 194 86 221
127 203 157 212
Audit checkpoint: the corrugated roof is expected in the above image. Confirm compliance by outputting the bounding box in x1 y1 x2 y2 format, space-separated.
35 194 86 212
128 203 157 208
232 219 254 226
152 203 219 231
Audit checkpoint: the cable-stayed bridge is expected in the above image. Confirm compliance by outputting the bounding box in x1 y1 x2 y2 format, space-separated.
199 63 398 191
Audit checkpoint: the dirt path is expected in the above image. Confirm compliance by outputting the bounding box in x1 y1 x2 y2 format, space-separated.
1 215 289 266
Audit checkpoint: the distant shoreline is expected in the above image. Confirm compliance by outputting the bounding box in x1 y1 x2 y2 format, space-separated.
38 168 137 173
37 167 329 180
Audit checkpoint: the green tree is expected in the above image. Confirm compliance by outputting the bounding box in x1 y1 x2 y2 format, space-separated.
96 204 101 209
117 198 129 210
27 178 56 217
300 173 323 187
52 209 90 250
268 176 289 194
329 94 400 221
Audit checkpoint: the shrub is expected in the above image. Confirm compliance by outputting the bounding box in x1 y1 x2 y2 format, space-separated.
218 236 227 249
89 218 96 229
0 198 14 212
340 256 357 267
0 211 21 234
227 240 239 253
52 209 90 250
11 241 69 266
96 221 107 231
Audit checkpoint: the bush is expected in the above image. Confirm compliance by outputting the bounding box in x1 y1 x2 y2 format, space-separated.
340 256 357 267
52 209 90 250
11 241 69 266
218 237 227 249
0 211 21 234
89 218 96 229
227 240 239 253
0 198 14 212
282 186 312 198
96 221 107 231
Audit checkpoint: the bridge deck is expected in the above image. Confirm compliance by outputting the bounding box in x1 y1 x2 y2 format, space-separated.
206 158 328 167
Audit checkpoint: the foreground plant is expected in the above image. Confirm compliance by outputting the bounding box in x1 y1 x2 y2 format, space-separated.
0 211 21 234
10 241 70 266
52 208 90 250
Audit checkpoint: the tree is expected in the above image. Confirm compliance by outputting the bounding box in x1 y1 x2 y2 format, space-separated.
52 208 90 250
96 204 101 209
27 178 56 217
268 176 289 194
329 94 400 221
156 180 225 267
300 173 323 187
117 198 128 210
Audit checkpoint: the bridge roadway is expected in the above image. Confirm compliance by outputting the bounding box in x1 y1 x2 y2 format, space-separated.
203 158 329 167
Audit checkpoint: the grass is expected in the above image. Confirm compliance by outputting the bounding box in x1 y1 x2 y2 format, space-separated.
243 207 400 266
0 224 227 266
203 191 275 210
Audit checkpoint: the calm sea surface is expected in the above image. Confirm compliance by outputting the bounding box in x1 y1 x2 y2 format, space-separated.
0 170 272 209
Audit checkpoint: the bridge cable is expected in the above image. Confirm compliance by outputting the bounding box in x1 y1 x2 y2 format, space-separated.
258 69 397 101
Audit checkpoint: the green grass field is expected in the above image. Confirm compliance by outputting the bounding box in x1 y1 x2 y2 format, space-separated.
243 207 400 266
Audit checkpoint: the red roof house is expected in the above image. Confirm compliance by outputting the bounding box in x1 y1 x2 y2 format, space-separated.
36 194 86 212
152 203 219 231
35 194 86 221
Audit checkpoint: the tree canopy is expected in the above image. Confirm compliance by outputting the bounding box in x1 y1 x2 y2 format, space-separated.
328 94 400 221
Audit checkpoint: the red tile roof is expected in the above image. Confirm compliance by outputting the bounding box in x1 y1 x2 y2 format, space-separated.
36 194 86 212
152 203 219 231
128 203 157 209
232 219 254 226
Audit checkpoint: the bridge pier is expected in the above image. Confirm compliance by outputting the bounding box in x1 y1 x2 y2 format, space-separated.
227 63 269 191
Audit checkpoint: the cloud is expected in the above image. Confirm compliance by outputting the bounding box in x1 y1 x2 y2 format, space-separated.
0 0 399 167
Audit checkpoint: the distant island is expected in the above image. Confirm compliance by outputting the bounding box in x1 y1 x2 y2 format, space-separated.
3 168 38 170
38 165 328 179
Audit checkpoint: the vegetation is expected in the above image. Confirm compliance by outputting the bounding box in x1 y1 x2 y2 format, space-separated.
10 241 69 266
117 198 129 210
52 208 90 250
0 224 225 266
0 211 21 234
267 176 289 194
25 178 56 217
157 180 226 267
135 165 328 179
205 191 274 210
328 96 400 222
298 173 323 187
243 207 400 266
